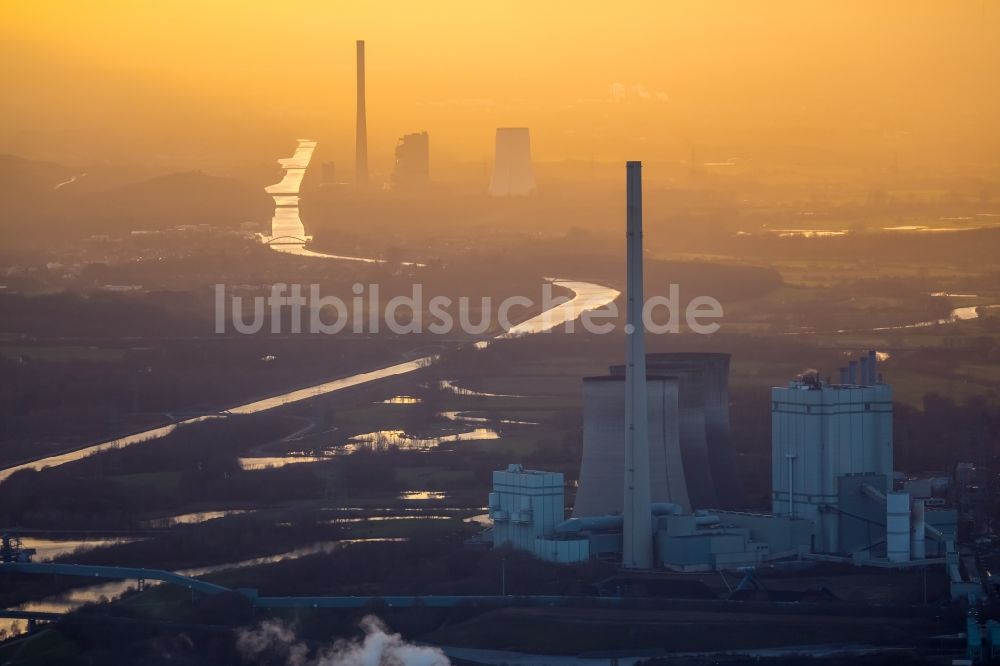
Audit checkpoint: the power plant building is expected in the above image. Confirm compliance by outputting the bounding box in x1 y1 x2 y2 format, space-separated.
770 355 893 553
489 128 536 196
771 354 957 563
489 465 587 563
392 132 429 188
485 164 958 577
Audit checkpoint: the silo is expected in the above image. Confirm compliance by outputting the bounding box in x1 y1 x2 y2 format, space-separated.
489 128 537 196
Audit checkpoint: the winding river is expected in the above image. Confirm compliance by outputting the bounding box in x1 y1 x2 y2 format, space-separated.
0 139 619 483
2 140 995 481
0 279 617 483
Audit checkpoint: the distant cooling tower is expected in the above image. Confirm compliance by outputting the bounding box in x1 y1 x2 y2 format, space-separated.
489 128 536 196
574 376 692 517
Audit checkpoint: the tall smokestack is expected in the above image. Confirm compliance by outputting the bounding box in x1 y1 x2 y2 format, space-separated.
623 161 653 569
355 40 368 186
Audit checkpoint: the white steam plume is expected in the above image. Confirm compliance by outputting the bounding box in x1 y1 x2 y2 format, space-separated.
236 615 450 666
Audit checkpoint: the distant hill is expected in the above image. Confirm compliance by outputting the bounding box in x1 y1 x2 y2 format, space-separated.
0 158 272 241
0 154 75 195
96 170 272 230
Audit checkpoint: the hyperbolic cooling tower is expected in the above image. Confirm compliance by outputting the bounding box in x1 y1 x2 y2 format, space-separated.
575 352 739 517
610 353 739 509
489 128 536 196
574 376 692 516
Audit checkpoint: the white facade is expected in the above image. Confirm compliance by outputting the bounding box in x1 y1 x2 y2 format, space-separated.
771 377 893 553
490 465 586 562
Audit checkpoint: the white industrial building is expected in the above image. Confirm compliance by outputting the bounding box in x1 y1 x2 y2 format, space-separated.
489 465 588 563
770 355 957 565
770 355 893 553
485 162 959 578
489 463 811 569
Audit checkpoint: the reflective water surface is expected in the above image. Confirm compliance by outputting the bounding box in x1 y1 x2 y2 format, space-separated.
20 537 142 562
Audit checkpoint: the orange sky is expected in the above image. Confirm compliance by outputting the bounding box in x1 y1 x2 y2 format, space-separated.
1 1 998 175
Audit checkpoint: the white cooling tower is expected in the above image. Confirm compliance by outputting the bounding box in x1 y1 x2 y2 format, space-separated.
608 353 739 510
574 376 692 517
489 128 536 196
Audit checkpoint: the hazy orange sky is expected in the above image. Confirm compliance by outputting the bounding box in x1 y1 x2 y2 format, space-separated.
2 1 997 175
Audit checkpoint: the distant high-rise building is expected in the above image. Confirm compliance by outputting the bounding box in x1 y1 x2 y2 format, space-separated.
392 132 429 188
355 40 368 186
489 128 536 196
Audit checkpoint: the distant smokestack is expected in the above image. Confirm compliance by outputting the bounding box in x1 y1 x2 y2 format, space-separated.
355 40 368 186
859 355 869 387
868 350 878 384
838 367 847 384
848 360 857 385
622 161 653 569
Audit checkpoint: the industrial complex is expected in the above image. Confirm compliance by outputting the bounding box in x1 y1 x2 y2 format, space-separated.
347 42 537 195
487 162 971 599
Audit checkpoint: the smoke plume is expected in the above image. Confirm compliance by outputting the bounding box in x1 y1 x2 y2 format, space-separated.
236 615 450 666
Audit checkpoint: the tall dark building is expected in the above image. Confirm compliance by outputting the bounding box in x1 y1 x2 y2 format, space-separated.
391 132 429 188
355 40 368 186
